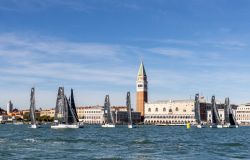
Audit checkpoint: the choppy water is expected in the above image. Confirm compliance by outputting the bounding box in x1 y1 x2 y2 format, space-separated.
0 124 249 160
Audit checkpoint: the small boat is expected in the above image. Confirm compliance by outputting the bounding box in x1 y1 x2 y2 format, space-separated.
210 124 223 128
29 88 40 129
51 87 82 129
69 89 83 128
126 92 133 129
13 121 24 125
101 123 116 128
223 98 239 128
210 96 223 128
194 94 205 128
101 95 115 128
51 123 80 129
197 124 206 128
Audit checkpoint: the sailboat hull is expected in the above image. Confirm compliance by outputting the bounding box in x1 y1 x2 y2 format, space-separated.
101 124 115 128
30 124 40 129
229 125 239 128
51 124 81 129
210 124 223 128
223 124 230 128
196 124 205 128
128 124 133 128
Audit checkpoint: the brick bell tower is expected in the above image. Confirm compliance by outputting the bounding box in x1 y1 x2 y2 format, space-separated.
136 61 148 120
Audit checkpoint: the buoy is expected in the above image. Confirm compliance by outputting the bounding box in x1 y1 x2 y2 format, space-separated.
186 123 191 129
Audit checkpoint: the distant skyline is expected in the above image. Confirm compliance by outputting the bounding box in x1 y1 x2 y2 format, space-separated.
1 0 250 108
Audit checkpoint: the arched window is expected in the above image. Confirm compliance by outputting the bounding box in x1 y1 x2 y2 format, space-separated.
148 108 151 112
175 107 179 111
163 108 166 112
155 108 158 112
169 109 173 112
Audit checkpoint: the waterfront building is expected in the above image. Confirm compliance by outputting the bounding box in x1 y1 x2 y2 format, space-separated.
6 100 13 115
136 62 148 119
235 103 250 125
39 106 141 124
80 106 103 124
79 106 141 124
40 109 55 118
0 115 12 123
144 99 196 125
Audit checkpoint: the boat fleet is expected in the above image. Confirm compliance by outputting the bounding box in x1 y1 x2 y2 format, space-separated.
194 94 239 129
28 87 238 129
28 87 134 129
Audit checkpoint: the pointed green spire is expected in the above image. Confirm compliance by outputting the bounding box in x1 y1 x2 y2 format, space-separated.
137 61 147 77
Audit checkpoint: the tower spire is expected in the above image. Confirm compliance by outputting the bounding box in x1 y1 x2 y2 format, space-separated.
136 61 148 120
137 61 147 77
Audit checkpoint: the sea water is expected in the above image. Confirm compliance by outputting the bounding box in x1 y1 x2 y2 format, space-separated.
0 124 249 159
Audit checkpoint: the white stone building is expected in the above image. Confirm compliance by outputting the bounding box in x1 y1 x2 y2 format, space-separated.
79 106 141 124
144 100 196 125
79 106 104 124
235 103 250 125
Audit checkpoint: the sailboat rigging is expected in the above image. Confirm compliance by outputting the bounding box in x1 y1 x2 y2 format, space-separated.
29 87 39 128
210 96 223 128
127 92 133 129
51 87 82 129
195 93 204 128
101 95 115 128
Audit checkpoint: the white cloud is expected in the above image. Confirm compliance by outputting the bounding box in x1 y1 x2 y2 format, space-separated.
149 48 194 58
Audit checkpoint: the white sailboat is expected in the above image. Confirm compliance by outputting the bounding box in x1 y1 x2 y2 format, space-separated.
223 97 238 128
101 95 115 128
194 94 205 128
51 87 81 129
210 96 223 128
29 88 40 129
126 92 133 129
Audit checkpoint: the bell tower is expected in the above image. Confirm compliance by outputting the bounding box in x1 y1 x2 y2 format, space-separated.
136 61 148 118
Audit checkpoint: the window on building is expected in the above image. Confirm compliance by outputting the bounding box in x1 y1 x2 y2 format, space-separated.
148 108 151 112
155 108 158 112
138 84 143 87
183 109 186 112
169 109 172 112
176 107 179 111
163 108 166 112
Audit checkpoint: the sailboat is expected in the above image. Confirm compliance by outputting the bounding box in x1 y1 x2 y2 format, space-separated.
194 94 204 128
223 97 238 128
223 97 230 128
29 87 39 128
126 92 133 129
69 89 83 128
51 87 81 129
210 96 223 128
101 95 115 128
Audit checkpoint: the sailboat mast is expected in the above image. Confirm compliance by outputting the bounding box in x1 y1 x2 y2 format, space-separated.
211 96 221 125
54 87 65 123
227 98 237 126
30 87 36 125
70 89 79 122
194 94 201 124
127 92 132 126
224 97 230 124
104 95 114 124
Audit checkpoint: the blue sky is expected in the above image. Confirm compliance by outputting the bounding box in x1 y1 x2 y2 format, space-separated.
1 0 250 109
